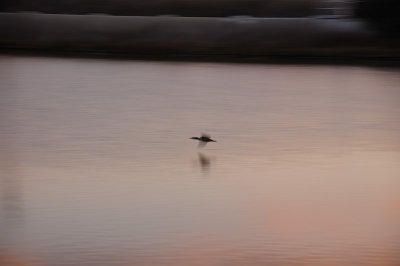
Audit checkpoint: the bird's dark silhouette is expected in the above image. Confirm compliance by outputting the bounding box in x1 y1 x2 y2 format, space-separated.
190 133 216 148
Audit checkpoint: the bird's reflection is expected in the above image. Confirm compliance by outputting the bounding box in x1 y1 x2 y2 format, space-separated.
196 152 215 173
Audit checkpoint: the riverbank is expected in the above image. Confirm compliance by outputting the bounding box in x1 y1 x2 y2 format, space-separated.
1 12 399 59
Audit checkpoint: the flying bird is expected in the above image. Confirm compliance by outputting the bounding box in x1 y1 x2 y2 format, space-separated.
190 133 216 148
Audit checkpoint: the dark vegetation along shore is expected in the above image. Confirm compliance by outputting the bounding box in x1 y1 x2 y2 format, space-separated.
0 13 393 58
0 0 399 60
0 0 316 17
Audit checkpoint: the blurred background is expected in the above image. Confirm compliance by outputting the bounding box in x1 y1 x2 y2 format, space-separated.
1 1 400 266
0 0 399 57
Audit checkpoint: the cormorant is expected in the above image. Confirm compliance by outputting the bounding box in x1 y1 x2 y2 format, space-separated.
190 133 216 147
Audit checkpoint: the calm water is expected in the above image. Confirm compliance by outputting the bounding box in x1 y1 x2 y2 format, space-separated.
1 55 400 266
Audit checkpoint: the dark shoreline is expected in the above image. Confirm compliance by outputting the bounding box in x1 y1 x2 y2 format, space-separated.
1 12 400 67
2 48 400 68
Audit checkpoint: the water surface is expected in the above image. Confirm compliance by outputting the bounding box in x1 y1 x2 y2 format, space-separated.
1 55 400 265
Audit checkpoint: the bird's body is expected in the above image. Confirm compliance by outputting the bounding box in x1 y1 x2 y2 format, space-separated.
190 134 216 147
191 136 215 142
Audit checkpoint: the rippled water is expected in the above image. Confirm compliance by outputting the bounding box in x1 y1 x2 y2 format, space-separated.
1 55 400 266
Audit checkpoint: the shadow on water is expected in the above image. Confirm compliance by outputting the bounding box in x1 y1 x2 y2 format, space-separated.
195 152 216 174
